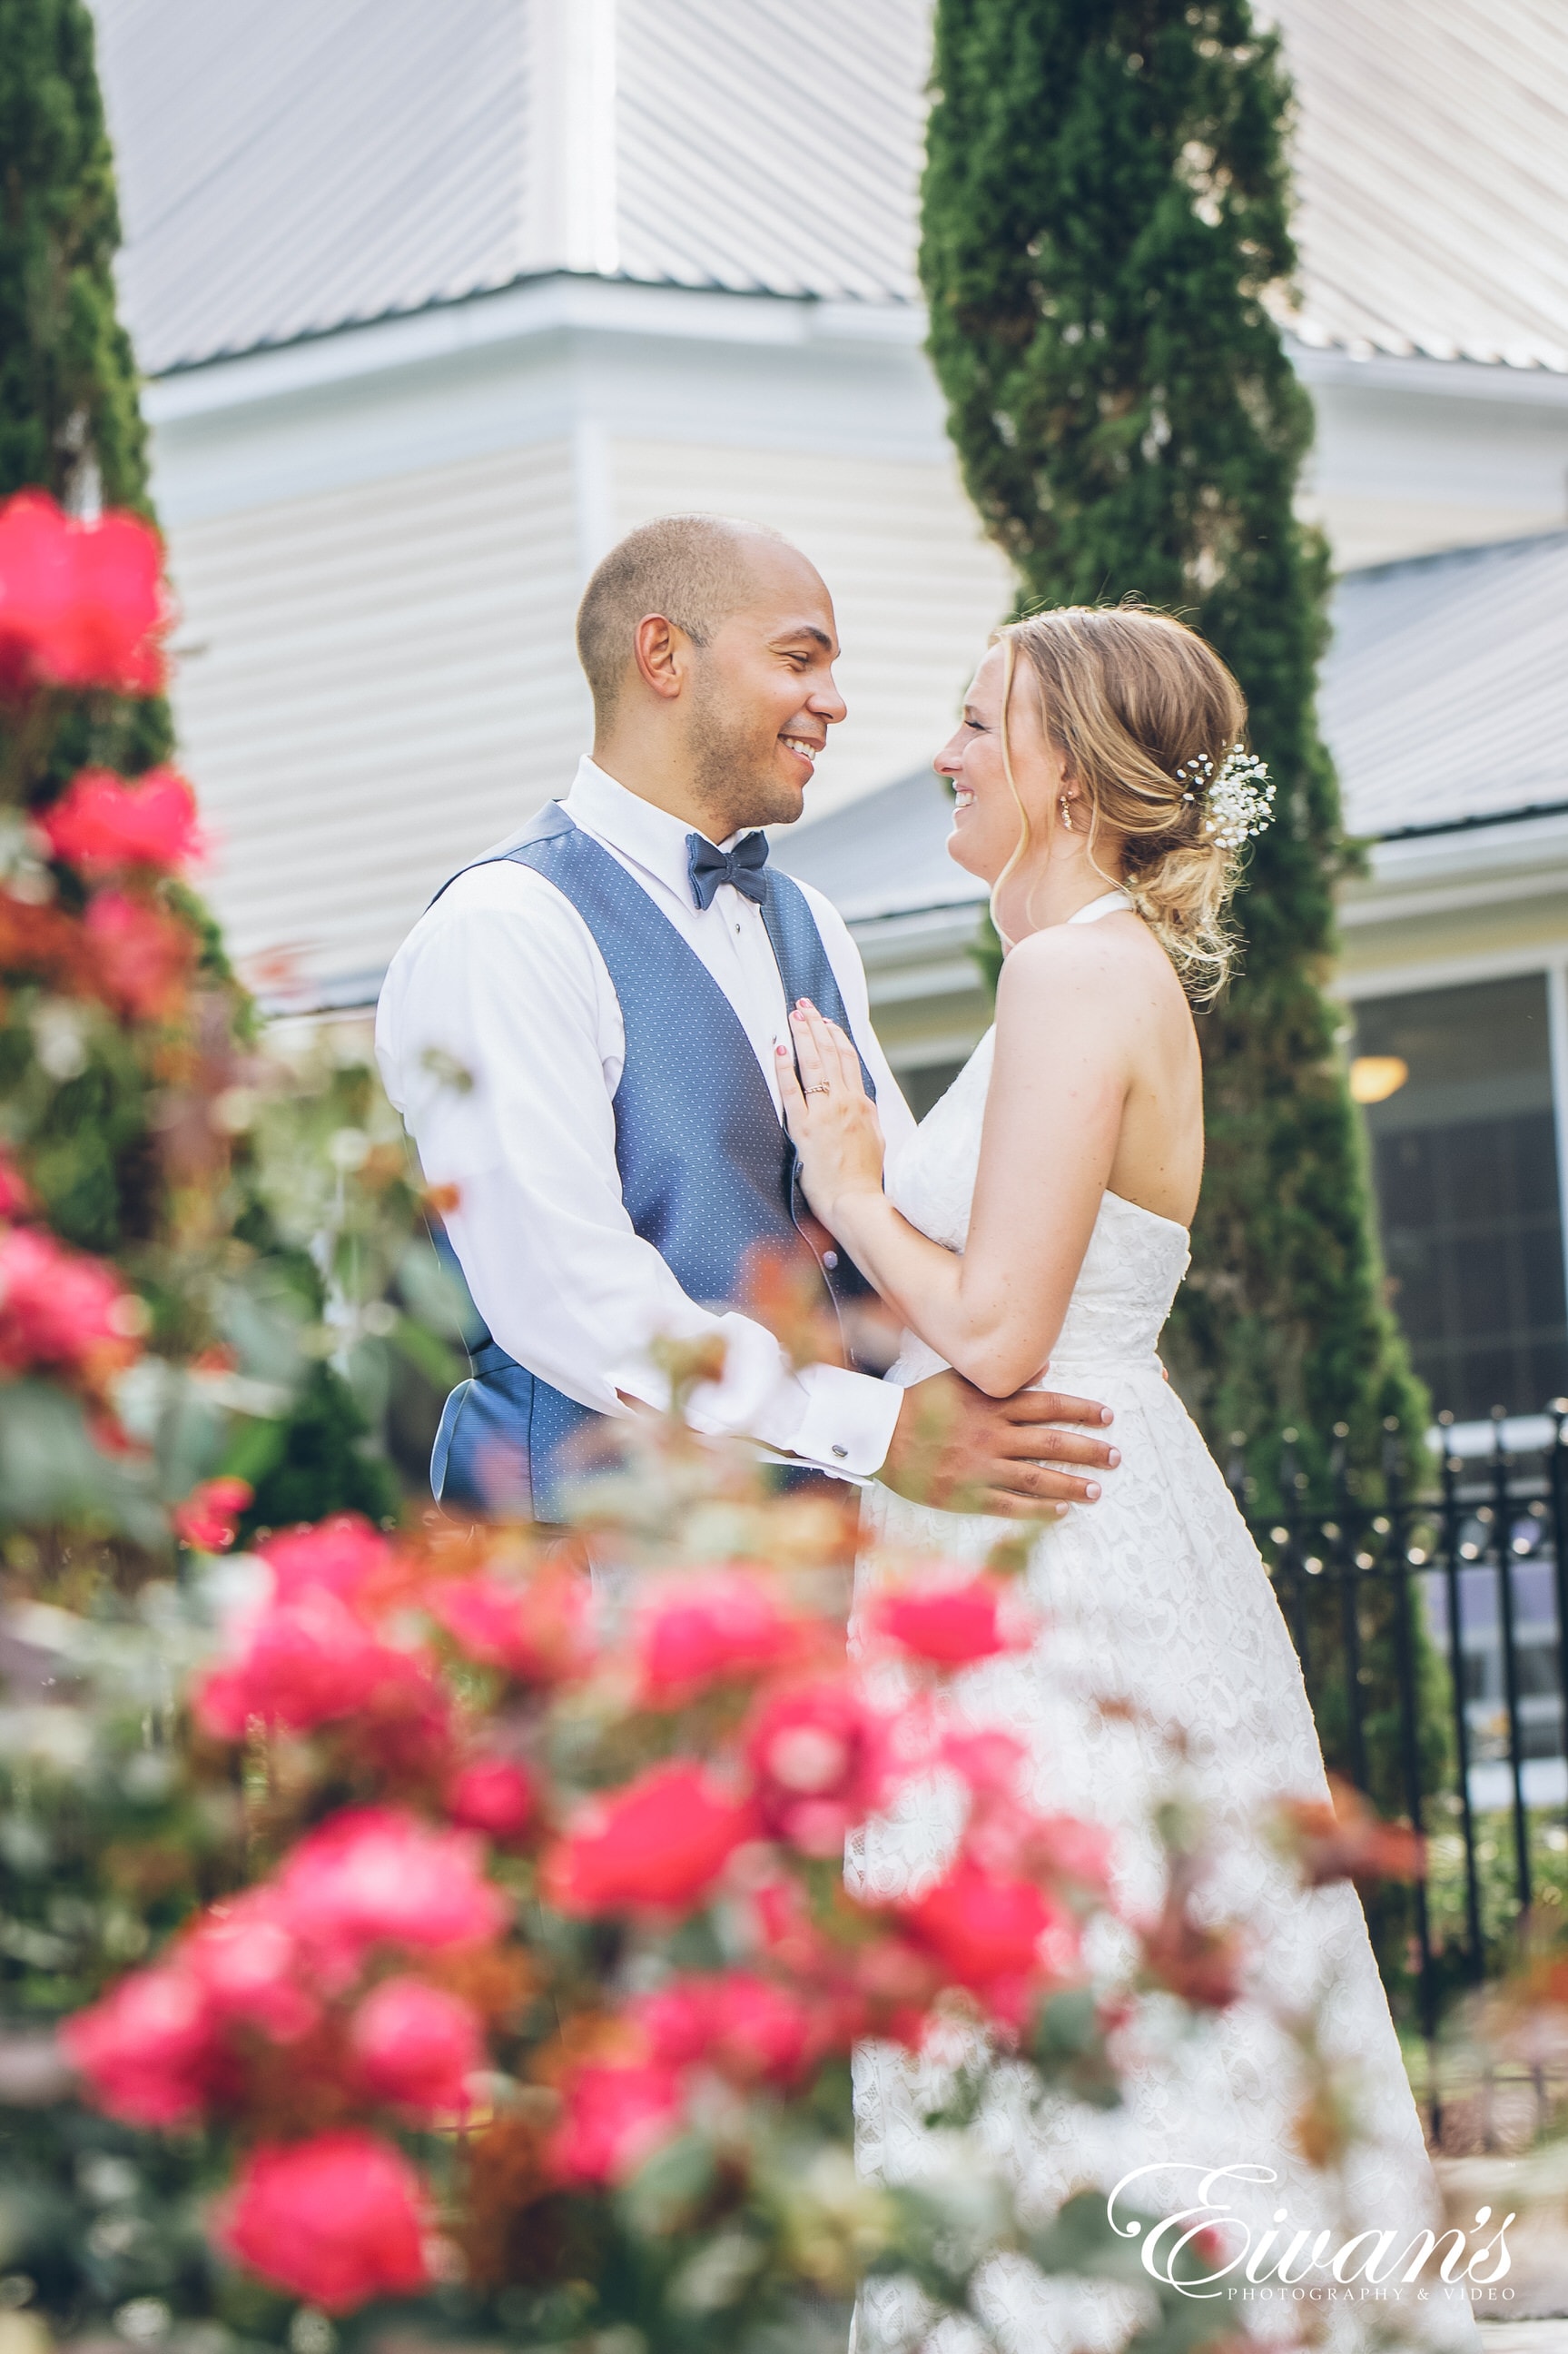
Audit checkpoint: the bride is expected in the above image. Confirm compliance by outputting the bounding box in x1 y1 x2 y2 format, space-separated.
774 607 1474 2351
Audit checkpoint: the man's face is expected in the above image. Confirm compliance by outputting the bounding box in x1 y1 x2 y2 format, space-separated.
684 544 847 836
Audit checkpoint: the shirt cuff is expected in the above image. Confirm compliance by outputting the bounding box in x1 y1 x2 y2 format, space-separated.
790 1362 904 1479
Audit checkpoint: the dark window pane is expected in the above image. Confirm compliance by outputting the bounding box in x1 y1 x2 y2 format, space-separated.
901 1061 966 1122
1355 975 1568 1421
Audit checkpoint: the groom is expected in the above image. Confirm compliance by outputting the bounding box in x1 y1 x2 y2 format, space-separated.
376 516 1115 1521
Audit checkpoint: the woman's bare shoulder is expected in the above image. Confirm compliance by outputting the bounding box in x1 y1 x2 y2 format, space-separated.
998 914 1170 1013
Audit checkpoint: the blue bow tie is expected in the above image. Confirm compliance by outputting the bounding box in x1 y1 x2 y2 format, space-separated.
686 829 770 911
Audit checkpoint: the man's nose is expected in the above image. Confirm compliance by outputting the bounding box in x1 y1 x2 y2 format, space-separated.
811 676 848 725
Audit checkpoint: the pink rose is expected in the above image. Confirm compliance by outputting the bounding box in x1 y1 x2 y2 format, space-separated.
218 2131 430 2311
83 889 193 1023
636 1570 799 1701
745 1679 893 1856
181 1892 317 2044
349 1975 482 2115
0 494 165 698
444 1757 536 1840
276 1807 508 1973
0 1224 142 1386
636 1971 814 2087
544 1761 757 1918
42 767 202 875
428 1565 592 1683
549 2062 685 2186
172 1477 252 1554
258 1514 393 1611
873 1576 1031 1667
192 1590 431 1741
902 1859 1080 2025
61 1964 219 2126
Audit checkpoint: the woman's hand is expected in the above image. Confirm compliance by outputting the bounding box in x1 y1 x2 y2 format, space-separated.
774 1000 886 1231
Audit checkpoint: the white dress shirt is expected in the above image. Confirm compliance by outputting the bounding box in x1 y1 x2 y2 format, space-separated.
376 757 917 1477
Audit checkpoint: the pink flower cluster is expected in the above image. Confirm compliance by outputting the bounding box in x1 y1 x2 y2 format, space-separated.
65 1519 1131 2317
0 493 167 698
0 1221 144 1390
62 1806 506 2131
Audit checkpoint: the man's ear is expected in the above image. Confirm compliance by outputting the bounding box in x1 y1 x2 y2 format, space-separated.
632 613 689 702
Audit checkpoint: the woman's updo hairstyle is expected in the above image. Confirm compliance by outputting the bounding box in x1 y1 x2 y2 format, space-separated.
993 604 1254 1002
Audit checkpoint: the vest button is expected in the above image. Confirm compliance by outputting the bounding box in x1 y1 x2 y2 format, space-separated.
823 1250 839 1270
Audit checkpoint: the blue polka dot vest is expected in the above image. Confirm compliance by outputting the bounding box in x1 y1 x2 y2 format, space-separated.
427 801 877 1520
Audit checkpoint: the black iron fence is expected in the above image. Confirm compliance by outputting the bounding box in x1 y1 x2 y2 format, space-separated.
1236 1406 1568 2062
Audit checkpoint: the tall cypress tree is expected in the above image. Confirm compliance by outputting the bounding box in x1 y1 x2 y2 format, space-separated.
921 0 1425 1489
0 0 150 514
0 0 396 1524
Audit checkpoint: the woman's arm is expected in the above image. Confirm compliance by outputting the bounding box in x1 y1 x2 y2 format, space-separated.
777 932 1132 1397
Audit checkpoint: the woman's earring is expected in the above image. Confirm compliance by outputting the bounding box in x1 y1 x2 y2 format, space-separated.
1059 795 1074 832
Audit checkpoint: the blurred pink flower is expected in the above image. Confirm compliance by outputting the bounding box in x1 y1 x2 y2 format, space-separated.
550 2061 685 2186
258 1514 393 1612
60 1964 220 2127
349 1975 482 2115
444 1757 536 1840
0 1223 142 1386
636 1569 800 1701
745 1678 893 1856
544 1761 757 1917
42 767 202 875
276 1806 508 1973
0 494 165 697
429 1565 592 1684
218 2131 430 2310
192 1590 432 1741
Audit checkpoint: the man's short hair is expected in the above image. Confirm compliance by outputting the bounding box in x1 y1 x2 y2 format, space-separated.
575 513 788 717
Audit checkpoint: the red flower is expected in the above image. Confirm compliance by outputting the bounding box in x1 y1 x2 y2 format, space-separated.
192 1590 432 1741
173 1476 252 1553
84 889 193 1022
429 1565 592 1684
1031 1813 1118 1899
636 1971 814 2087
349 1975 483 2116
549 2061 685 2186
444 1757 536 1840
218 2131 430 2311
0 1224 143 1386
544 1761 757 1917
181 1892 317 2044
276 1807 508 1973
902 1859 1080 2023
745 1679 893 1856
0 495 165 697
873 1576 1031 1668
42 767 202 875
258 1514 394 1613
61 1964 219 2127
636 1569 801 1701
0 1151 33 1221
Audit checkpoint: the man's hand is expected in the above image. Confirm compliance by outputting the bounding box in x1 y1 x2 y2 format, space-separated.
878 1369 1117 1519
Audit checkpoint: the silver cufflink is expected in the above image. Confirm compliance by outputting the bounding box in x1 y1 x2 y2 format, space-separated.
832 1444 848 1459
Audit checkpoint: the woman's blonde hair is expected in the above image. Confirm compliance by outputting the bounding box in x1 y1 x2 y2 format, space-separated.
991 604 1252 1002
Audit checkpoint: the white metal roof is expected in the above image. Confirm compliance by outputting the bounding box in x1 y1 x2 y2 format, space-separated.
91 0 1568 378
772 530 1568 922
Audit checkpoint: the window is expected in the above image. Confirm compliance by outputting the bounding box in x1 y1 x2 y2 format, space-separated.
1352 975 1568 1420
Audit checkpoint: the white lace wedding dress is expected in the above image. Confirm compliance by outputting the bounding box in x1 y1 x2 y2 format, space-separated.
849 906 1476 2354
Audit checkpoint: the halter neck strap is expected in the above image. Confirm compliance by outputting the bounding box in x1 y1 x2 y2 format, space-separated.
1066 889 1135 926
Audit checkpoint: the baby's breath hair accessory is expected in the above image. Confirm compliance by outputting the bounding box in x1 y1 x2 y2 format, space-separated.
1176 744 1275 852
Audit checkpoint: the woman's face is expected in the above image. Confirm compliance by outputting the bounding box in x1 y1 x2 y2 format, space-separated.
936 642 1067 886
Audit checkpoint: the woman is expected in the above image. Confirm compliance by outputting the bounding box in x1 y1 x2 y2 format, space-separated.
774 608 1474 2351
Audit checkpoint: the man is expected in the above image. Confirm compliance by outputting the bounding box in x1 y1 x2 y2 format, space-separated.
376 515 1115 1519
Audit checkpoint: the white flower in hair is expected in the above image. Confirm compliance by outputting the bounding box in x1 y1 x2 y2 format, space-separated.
1176 744 1274 852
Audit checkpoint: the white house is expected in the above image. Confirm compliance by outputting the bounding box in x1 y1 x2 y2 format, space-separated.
93 0 1568 1420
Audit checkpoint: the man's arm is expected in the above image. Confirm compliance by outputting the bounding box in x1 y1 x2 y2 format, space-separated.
375 865 902 1473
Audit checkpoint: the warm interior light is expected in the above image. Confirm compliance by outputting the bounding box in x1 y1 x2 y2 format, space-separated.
1349 1053 1409 1105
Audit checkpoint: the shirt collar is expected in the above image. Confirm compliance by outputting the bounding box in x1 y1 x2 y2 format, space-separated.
563 756 745 902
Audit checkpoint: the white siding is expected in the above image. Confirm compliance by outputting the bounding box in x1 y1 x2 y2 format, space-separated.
610 438 1012 821
165 443 587 992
